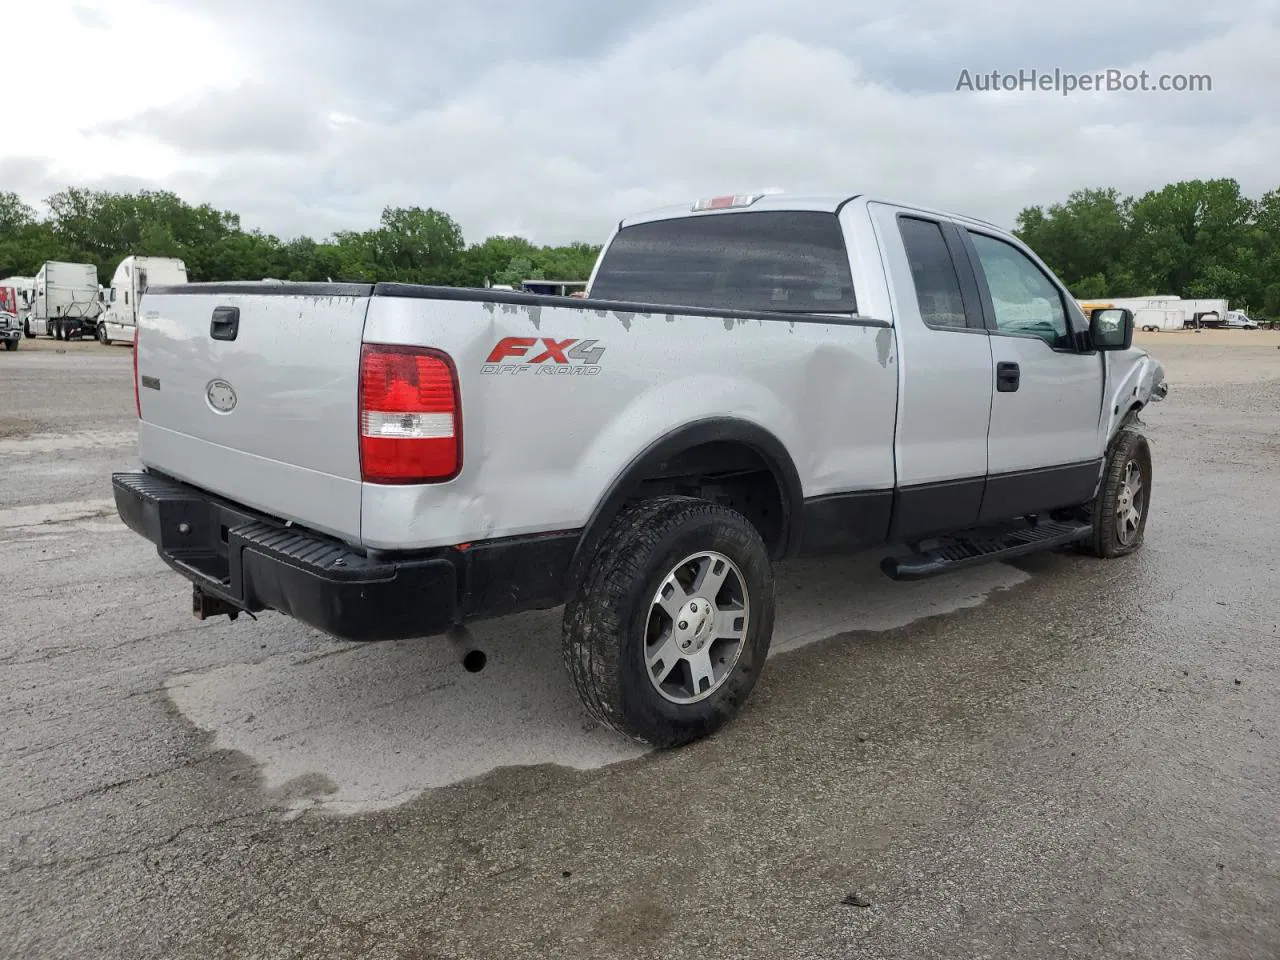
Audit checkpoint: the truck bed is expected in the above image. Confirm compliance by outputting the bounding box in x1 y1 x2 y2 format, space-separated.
134 281 899 551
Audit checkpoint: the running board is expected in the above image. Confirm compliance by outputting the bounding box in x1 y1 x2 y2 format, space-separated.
881 520 1093 581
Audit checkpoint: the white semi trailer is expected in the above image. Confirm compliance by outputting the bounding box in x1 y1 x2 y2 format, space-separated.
27 261 102 339
97 256 188 345
1078 296 1232 331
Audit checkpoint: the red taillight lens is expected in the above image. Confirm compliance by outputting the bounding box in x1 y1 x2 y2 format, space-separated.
133 325 141 418
358 343 461 484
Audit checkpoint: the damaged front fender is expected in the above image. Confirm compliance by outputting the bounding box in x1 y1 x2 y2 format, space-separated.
1105 353 1168 442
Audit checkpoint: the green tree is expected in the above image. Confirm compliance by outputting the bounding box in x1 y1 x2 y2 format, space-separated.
493 256 540 287
457 235 539 287
0 192 67 276
1126 179 1255 299
1015 188 1132 291
534 241 601 281
0 192 37 234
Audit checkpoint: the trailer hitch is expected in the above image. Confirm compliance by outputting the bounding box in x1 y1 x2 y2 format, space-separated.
192 585 253 622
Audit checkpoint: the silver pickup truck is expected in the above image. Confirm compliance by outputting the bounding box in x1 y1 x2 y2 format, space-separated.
112 193 1167 747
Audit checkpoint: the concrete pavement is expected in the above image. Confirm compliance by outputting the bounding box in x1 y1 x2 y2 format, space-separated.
1 337 1277 959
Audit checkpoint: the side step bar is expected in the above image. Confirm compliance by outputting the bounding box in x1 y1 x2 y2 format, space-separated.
881 520 1093 581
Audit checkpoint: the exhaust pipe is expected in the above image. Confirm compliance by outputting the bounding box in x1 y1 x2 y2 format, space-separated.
446 624 487 673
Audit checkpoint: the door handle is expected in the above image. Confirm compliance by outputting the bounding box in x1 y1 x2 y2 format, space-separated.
996 361 1020 392
210 306 239 342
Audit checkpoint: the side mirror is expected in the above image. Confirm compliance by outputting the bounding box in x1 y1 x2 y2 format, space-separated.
1090 307 1133 351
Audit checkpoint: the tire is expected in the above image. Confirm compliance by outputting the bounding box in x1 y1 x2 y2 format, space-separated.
1082 427 1152 558
3 339 16 351
97 323 111 345
562 495 776 748
53 321 63 341
23 322 33 339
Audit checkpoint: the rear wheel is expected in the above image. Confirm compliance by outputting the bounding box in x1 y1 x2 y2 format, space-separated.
1083 427 1152 558
562 496 776 748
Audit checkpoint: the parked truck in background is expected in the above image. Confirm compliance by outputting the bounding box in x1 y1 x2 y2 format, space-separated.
1221 310 1258 329
0 284 21 350
27 261 102 340
1 276 34 335
112 192 1168 748
98 256 189 345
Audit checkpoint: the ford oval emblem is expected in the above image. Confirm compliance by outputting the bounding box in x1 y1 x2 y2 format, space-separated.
206 379 238 414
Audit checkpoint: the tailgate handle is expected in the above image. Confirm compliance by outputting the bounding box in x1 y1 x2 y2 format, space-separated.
210 306 240 342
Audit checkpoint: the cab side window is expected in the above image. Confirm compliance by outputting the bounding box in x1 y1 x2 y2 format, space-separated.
968 232 1070 348
898 216 968 330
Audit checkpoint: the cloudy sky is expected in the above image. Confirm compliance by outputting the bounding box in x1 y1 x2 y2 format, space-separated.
5 0 1278 245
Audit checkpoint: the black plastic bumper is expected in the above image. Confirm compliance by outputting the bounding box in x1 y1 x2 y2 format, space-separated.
112 471 578 642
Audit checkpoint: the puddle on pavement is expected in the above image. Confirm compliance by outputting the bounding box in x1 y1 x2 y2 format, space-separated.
166 551 1028 815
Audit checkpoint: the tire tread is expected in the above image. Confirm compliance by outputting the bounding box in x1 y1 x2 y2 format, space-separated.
562 495 772 747
1084 426 1152 558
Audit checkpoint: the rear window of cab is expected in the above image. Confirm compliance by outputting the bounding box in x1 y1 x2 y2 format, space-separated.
590 210 857 314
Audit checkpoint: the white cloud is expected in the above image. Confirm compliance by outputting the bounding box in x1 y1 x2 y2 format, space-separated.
2 0 1276 244
6 0 247 205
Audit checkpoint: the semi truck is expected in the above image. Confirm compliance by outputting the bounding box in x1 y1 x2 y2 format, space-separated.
0 284 21 350
0 276 33 338
27 261 102 340
97 256 189 345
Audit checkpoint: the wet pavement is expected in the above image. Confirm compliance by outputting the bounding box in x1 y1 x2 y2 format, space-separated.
1 336 1277 959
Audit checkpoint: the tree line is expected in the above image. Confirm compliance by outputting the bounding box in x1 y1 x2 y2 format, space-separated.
2 178 1277 314
0 188 602 291
1014 178 1280 316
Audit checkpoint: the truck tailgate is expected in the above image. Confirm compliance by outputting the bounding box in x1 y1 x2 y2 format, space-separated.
135 284 373 544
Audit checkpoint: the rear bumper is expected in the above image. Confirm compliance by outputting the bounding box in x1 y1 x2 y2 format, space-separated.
112 470 577 641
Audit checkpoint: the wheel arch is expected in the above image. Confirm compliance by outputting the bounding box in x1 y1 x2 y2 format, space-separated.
568 417 804 585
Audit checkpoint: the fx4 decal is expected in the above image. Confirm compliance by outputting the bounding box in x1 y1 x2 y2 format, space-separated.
481 337 605 376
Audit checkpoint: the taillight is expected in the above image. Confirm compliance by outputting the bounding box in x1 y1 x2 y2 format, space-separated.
133 324 141 418
358 343 461 484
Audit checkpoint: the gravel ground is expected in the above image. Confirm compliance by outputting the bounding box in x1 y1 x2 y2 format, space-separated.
1 334 1277 959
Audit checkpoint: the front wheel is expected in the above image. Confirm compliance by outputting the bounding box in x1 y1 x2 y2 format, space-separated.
1083 427 1152 558
97 323 111 345
23 322 34 339
562 496 776 748
3 339 16 351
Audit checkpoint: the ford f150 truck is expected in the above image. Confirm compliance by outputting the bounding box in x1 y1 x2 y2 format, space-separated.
112 193 1168 747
